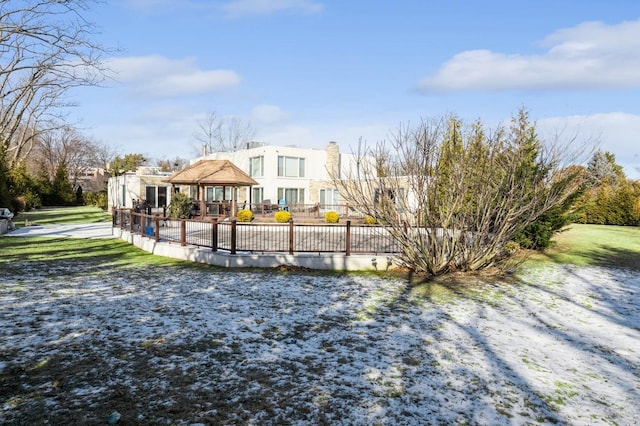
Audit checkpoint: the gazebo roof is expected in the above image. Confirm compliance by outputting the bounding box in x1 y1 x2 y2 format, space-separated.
167 160 257 186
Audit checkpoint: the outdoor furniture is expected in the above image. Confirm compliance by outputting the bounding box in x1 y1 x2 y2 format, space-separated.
261 200 278 213
278 199 289 211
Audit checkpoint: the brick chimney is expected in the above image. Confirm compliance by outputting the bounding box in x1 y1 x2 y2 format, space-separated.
326 141 340 179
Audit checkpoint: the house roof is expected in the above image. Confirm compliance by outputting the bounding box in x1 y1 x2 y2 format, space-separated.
166 160 258 186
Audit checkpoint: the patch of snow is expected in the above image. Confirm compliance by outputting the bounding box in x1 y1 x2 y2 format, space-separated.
0 261 638 424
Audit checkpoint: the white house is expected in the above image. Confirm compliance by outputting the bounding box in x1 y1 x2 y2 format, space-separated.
200 141 363 208
107 141 369 213
107 167 173 212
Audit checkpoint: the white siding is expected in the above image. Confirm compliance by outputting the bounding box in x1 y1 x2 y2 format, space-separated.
200 143 362 204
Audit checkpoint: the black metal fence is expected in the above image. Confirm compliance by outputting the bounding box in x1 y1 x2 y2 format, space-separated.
113 209 400 255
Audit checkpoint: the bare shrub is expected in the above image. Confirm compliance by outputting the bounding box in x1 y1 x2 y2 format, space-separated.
333 109 590 276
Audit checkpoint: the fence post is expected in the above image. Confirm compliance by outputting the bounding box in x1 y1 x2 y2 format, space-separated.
180 219 186 246
129 211 134 233
211 218 218 252
345 220 351 256
230 219 237 255
154 215 160 242
112 210 116 227
289 219 294 255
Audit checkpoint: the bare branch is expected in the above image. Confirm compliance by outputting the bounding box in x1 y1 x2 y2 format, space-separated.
1 0 110 167
193 111 256 155
334 111 587 276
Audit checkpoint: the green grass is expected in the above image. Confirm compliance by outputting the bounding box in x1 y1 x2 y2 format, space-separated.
4 207 639 273
0 236 200 272
13 206 112 226
525 223 640 271
1 206 204 271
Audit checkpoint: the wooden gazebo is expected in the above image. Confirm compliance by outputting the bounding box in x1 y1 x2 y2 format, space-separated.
166 159 257 218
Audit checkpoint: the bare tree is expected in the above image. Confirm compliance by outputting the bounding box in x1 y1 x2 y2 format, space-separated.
156 156 189 172
194 111 256 155
30 126 103 187
334 110 590 276
0 0 109 167
92 140 119 170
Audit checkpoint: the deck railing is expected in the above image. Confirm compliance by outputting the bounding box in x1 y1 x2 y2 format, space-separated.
113 209 400 255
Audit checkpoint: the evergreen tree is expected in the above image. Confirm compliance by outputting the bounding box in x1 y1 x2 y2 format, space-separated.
0 148 12 208
50 162 76 206
108 154 147 176
7 161 42 211
587 150 625 185
576 150 640 226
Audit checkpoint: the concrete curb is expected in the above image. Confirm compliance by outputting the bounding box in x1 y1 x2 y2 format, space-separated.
114 227 398 272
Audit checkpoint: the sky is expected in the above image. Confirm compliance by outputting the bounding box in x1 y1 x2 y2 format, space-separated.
72 0 640 178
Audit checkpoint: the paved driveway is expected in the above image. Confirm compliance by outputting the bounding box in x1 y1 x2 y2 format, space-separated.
5 222 115 239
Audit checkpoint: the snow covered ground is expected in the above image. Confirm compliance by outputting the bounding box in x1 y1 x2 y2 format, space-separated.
1 243 639 424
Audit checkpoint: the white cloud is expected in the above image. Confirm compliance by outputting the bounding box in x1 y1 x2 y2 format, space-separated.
108 55 241 98
538 112 640 178
222 0 324 18
251 104 290 123
418 18 640 93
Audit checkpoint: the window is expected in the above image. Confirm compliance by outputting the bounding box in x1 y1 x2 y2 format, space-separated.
206 186 232 201
278 188 305 204
158 187 167 207
252 187 264 203
144 186 168 207
319 188 339 209
145 186 157 207
277 156 305 177
249 156 264 178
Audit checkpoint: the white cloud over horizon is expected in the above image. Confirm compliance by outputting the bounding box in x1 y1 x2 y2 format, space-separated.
539 112 640 178
418 19 640 93
108 55 241 98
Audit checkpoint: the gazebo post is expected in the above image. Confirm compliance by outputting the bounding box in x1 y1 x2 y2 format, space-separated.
231 186 238 217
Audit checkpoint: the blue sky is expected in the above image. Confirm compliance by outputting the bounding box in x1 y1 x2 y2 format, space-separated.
73 0 640 177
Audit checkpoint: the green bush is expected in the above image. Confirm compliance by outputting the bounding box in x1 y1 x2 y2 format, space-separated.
168 192 191 219
363 215 376 225
514 205 575 250
575 181 640 226
503 241 521 255
237 209 253 222
324 211 340 223
83 190 107 210
274 210 291 223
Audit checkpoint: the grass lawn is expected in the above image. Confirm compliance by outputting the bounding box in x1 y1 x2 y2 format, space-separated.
6 206 639 272
525 223 640 271
2 206 198 270
0 236 200 272
12 205 112 227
